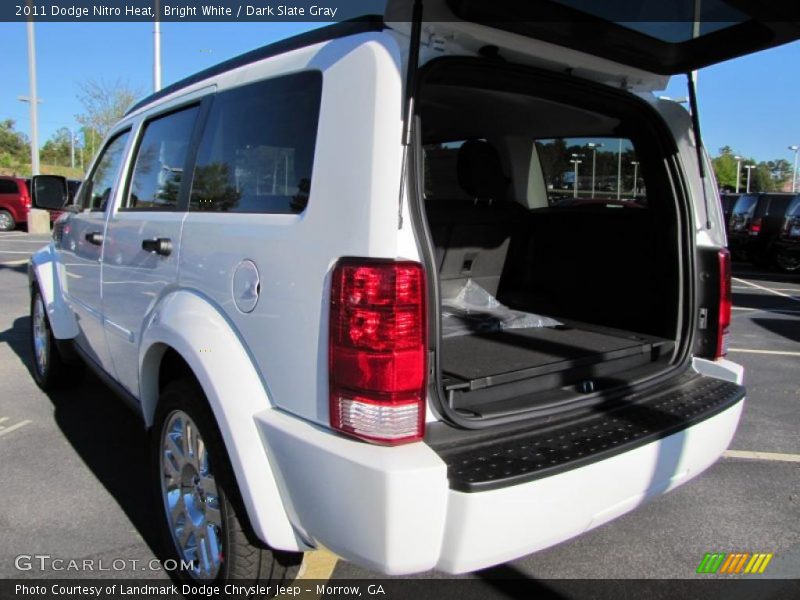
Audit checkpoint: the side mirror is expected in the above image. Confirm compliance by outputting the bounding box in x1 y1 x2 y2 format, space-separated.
31 175 68 210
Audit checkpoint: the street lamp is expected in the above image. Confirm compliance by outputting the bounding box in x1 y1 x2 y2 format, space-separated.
586 142 603 197
630 161 640 196
744 164 756 193
570 154 583 199
734 155 743 194
789 145 799 193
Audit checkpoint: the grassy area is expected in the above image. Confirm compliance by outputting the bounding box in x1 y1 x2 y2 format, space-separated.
0 164 84 179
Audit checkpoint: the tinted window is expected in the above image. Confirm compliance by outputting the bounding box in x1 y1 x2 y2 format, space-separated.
0 179 18 194
190 71 322 214
788 197 800 218
125 106 198 210
81 131 131 211
536 137 647 207
732 194 758 216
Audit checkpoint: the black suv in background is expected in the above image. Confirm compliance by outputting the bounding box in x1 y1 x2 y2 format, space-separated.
728 192 799 269
772 195 800 272
720 192 740 234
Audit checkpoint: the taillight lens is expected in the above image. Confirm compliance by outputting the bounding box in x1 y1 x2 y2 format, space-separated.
749 217 762 236
329 259 426 444
716 249 732 359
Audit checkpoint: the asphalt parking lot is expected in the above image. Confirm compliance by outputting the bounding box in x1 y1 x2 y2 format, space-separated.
1 229 798 593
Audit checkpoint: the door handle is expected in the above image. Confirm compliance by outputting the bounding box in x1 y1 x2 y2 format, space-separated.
142 237 173 256
85 231 103 246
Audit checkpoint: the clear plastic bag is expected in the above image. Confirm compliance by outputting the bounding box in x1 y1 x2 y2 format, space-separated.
441 279 561 338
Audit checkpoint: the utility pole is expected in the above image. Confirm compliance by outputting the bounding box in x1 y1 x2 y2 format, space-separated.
154 0 162 91
570 154 583 199
586 142 603 197
70 127 75 169
631 161 640 196
26 16 40 175
616 138 623 200
745 164 755 193
734 155 742 193
789 145 799 193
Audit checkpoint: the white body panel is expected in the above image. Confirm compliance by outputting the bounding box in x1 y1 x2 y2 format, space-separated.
29 25 748 576
257 397 742 574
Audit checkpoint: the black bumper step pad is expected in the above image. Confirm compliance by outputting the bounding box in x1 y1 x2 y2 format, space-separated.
436 375 745 492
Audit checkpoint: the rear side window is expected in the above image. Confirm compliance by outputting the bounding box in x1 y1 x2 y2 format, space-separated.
124 105 199 210
536 137 646 207
788 197 800 217
732 194 758 216
189 71 322 214
80 131 131 211
0 179 18 194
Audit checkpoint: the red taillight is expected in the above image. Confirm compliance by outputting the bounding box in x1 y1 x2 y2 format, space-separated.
716 249 732 359
329 259 426 444
748 217 762 236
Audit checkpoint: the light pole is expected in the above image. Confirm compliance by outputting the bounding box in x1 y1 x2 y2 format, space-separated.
789 145 799 193
734 155 742 193
25 17 40 175
744 164 756 193
630 161 639 196
570 154 583 199
616 138 623 200
154 0 162 91
586 142 603 197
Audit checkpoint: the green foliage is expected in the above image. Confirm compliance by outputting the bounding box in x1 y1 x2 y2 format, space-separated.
711 147 792 193
0 120 31 170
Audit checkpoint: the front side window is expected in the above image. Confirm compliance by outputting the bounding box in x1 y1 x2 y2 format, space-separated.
536 137 646 207
189 71 322 214
81 131 131 211
124 106 199 210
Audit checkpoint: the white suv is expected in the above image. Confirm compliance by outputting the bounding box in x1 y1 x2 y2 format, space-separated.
27 1 796 585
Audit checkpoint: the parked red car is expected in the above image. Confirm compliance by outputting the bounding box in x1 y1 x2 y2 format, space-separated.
0 176 33 231
0 175 76 231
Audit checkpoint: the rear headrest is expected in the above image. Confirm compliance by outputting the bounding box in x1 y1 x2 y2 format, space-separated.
457 140 507 202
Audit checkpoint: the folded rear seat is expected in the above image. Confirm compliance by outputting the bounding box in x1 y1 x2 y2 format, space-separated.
425 140 528 298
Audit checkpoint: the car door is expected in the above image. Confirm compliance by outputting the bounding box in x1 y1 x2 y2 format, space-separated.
101 101 204 397
58 129 132 373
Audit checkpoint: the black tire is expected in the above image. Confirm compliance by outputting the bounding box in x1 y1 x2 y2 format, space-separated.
151 378 302 590
29 285 84 390
0 209 15 231
775 249 800 273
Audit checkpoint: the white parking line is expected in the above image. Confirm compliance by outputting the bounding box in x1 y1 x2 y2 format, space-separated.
728 348 800 357
733 277 800 303
724 450 800 463
0 250 34 255
0 419 32 438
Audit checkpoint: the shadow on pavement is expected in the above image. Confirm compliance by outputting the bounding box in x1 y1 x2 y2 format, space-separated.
2 314 168 566
751 318 800 344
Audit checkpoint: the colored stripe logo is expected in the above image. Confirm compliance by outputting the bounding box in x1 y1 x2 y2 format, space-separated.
696 552 773 574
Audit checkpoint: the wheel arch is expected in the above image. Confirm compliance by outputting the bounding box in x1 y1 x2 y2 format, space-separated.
139 290 305 552
28 244 79 340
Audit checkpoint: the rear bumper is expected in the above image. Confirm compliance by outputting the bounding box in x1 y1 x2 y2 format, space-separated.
256 378 743 575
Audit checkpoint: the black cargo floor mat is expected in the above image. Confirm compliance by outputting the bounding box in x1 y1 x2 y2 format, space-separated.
441 325 655 382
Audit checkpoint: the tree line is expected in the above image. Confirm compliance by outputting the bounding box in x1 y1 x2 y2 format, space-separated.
0 79 141 177
712 146 793 193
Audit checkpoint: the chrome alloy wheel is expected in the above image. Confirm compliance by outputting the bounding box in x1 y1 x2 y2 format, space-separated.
32 294 49 376
0 211 13 231
160 410 223 579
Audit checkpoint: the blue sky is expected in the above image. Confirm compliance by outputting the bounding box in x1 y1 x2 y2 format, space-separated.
1 21 798 164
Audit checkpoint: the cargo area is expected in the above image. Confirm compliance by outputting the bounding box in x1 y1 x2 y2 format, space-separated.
416 61 685 422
